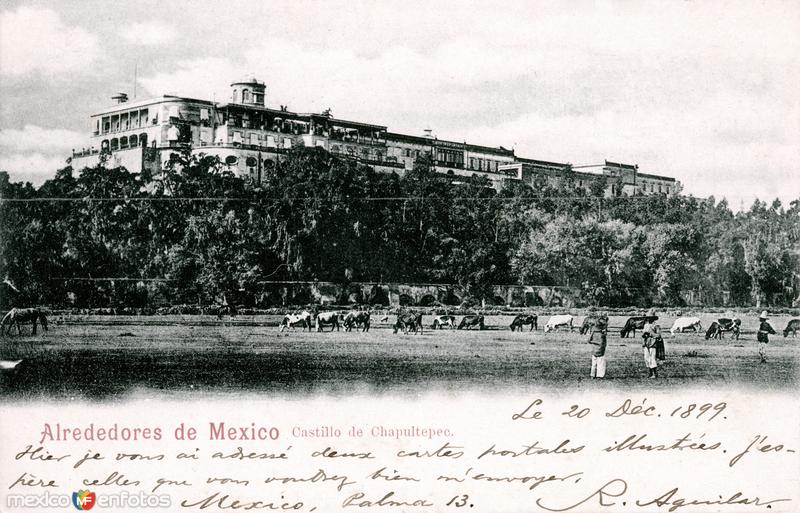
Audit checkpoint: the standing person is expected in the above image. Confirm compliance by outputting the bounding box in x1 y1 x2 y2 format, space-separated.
642 323 661 378
757 311 776 363
588 313 608 379
655 327 666 362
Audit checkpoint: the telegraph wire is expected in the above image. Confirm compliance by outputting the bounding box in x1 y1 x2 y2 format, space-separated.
0 195 673 203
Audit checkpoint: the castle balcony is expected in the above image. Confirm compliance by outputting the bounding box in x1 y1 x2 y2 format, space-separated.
327 130 386 147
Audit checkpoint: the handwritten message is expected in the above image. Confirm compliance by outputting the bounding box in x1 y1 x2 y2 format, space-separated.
1 391 798 512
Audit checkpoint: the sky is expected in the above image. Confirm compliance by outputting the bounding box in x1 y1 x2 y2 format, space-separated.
0 0 798 209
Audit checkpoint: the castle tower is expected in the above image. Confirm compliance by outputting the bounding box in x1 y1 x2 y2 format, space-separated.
230 77 266 107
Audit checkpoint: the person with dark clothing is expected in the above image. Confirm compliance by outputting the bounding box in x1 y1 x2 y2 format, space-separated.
642 322 661 378
588 313 608 379
757 311 776 363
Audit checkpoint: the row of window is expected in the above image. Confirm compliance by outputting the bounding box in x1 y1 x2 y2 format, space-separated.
640 182 670 194
224 155 276 168
101 133 150 151
98 105 211 135
399 148 423 158
228 131 293 148
98 108 153 134
330 145 384 160
231 88 264 105
226 115 308 134
468 157 502 172
436 149 464 166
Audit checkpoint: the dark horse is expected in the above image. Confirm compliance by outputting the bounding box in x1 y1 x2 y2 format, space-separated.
458 315 485 330
343 311 371 332
1 308 49 336
510 314 537 332
393 313 423 335
620 315 658 338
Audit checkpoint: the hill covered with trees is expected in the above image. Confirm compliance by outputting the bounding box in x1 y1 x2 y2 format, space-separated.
1 147 798 308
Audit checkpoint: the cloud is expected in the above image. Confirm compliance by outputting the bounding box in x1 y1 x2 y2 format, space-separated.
0 125 86 185
0 125 87 153
458 88 799 208
138 57 241 99
0 153 70 184
0 6 100 76
121 21 177 46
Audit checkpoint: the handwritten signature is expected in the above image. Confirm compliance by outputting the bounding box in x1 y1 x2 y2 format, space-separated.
535 479 791 512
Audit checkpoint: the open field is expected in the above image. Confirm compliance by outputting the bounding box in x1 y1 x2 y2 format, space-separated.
0 313 797 400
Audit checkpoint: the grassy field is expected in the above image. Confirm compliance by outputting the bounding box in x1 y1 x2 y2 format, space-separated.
0 313 797 400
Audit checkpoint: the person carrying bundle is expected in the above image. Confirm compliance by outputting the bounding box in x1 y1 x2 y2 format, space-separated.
587 313 609 379
642 321 662 378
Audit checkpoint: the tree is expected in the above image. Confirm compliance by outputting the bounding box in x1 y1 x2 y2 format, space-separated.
743 236 791 306
640 224 701 305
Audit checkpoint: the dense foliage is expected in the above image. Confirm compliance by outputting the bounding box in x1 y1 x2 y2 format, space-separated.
1 147 798 308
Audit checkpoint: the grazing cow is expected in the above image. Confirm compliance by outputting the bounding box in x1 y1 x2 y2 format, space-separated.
431 315 456 329
279 311 312 332
343 311 371 332
784 319 800 338
619 316 659 338
458 315 485 330
1 308 48 336
315 311 340 332
510 314 538 332
707 317 741 340
544 314 573 333
705 321 724 340
670 317 703 334
393 313 423 335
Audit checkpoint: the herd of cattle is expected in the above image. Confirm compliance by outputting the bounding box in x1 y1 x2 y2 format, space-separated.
1 307 797 339
279 310 800 338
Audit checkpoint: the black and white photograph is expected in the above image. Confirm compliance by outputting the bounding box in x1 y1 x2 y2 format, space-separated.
0 1 798 512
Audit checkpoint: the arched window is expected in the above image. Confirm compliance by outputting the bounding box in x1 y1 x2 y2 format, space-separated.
232 89 239 103
101 140 109 150
110 138 119 151
120 136 128 148
129 134 138 147
139 133 148 147
245 156 257 167
225 155 238 166
242 89 250 103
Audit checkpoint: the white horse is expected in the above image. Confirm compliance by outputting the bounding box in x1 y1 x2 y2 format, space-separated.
670 317 702 334
544 314 573 333
280 311 312 332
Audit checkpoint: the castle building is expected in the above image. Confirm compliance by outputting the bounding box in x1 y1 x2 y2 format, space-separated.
70 77 680 196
